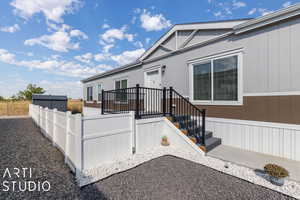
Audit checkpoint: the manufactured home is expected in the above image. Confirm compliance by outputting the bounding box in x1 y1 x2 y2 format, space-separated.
82 4 300 160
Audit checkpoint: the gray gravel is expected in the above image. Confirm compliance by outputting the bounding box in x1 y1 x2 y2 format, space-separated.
0 118 296 200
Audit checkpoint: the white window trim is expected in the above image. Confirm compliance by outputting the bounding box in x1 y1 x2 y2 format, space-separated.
114 77 129 104
97 83 103 103
86 85 94 103
188 50 243 106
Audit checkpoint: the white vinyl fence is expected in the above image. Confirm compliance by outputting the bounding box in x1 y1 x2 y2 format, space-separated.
29 104 82 173
29 104 136 172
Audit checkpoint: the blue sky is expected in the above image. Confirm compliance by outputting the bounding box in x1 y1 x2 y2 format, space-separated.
0 0 298 98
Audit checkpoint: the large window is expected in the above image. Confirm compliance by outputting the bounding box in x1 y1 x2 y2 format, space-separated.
87 86 93 101
190 52 241 105
115 79 128 102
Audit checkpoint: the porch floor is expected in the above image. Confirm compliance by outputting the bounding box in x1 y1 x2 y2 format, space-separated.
207 145 300 182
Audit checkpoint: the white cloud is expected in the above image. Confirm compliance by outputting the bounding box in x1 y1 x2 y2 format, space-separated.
213 11 222 17
248 8 273 16
94 53 108 62
102 23 110 29
96 64 114 71
100 26 134 43
248 8 257 15
134 41 143 48
38 80 83 98
0 48 103 78
111 48 145 65
27 52 34 56
11 0 82 23
283 1 292 8
140 9 171 31
258 8 273 16
70 29 88 39
0 49 16 63
74 52 93 63
103 44 114 53
232 1 246 9
145 38 151 44
0 24 20 33
24 24 88 52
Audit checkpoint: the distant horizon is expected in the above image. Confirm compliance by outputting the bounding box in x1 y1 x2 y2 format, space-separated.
0 0 297 98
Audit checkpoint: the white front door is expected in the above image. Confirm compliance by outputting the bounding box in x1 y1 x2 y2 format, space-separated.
145 69 161 88
144 69 162 112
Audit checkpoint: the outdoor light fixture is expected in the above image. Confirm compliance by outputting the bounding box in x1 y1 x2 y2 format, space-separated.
161 65 166 73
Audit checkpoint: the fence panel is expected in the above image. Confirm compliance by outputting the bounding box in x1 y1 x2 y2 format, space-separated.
82 112 134 170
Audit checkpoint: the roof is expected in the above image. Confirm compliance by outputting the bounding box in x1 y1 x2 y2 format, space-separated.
81 4 300 83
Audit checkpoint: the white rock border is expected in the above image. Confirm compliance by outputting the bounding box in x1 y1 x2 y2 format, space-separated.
77 146 300 199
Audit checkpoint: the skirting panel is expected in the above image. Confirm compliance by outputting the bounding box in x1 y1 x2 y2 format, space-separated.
206 117 300 161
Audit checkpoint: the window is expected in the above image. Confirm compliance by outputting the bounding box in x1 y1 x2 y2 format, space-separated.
190 52 242 105
97 84 102 101
87 86 93 101
115 79 128 102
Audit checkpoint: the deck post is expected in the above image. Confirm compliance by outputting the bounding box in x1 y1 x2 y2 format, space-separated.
201 109 206 146
169 87 173 116
101 89 104 115
163 87 166 116
135 84 140 119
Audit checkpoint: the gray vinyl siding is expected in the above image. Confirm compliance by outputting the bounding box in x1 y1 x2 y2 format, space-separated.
83 66 144 101
83 16 300 100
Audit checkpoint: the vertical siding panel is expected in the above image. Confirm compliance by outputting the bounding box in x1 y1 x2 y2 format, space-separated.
290 19 300 90
279 23 291 91
268 25 280 92
295 131 300 161
283 129 291 159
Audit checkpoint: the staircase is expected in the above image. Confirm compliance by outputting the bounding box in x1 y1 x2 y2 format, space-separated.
102 85 222 152
167 115 221 152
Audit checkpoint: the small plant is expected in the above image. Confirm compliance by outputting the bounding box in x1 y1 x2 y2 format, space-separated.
264 164 289 179
161 135 169 146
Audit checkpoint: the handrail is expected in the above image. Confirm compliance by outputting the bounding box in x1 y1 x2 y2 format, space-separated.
102 85 206 146
172 89 205 114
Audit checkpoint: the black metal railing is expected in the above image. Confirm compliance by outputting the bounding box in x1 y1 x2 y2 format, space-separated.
102 84 206 145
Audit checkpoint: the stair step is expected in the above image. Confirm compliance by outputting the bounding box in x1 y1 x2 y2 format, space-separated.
179 120 197 129
198 137 221 152
188 136 197 144
181 129 212 139
173 115 191 122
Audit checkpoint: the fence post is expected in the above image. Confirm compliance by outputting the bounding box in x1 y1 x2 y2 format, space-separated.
135 84 140 119
163 87 166 116
169 87 173 116
65 111 72 164
74 114 83 177
101 89 104 115
53 108 58 147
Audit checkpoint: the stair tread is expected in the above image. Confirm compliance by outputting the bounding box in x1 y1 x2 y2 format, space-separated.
198 137 221 152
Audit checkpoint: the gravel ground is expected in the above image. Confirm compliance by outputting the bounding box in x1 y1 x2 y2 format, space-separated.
0 118 296 200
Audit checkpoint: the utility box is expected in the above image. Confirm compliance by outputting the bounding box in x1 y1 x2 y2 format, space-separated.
32 95 68 112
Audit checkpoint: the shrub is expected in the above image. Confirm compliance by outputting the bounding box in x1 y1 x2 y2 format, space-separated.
264 164 289 178
162 136 168 141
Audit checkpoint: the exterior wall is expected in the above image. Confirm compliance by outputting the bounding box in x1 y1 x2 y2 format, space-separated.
184 29 229 47
83 66 144 102
83 16 300 124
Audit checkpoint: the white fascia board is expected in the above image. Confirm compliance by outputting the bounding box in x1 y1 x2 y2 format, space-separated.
234 3 300 34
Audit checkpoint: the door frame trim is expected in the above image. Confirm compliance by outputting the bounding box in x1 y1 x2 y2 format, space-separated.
144 65 162 89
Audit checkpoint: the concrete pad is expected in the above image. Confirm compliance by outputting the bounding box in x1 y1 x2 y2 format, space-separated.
208 145 300 182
